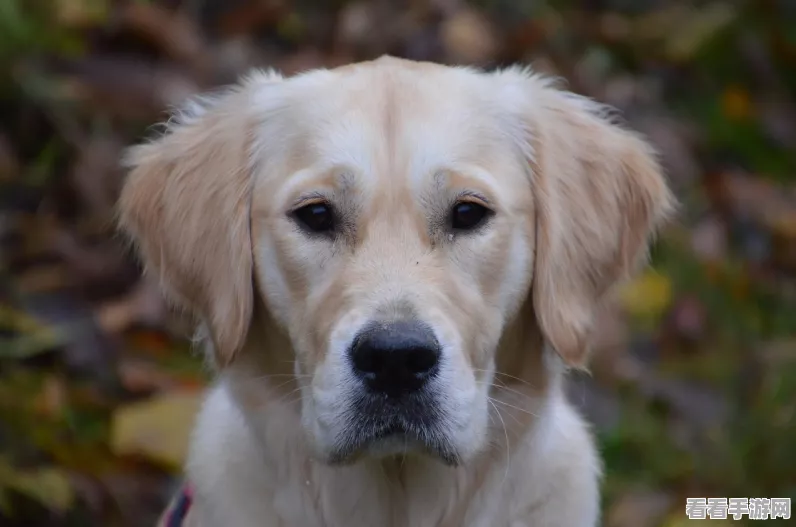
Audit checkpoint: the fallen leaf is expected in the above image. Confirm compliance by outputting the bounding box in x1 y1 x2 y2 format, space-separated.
606 488 674 527
690 216 728 263
128 329 176 356
338 2 375 50
715 172 796 239
71 135 125 225
56 0 108 28
664 3 737 61
15 263 70 294
0 329 65 360
0 457 74 513
110 390 203 469
95 279 167 335
619 270 673 320
0 133 19 181
763 337 796 357
661 513 735 527
215 0 286 37
33 375 67 418
440 8 499 64
669 295 708 342
119 3 206 70
721 85 752 121
117 359 179 394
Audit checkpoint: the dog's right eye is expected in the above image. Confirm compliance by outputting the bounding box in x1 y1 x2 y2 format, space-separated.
292 202 335 233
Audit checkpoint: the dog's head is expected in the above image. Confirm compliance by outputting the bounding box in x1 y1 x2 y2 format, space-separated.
119 57 674 465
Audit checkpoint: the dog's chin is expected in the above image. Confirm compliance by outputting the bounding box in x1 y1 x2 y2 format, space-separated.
325 426 462 467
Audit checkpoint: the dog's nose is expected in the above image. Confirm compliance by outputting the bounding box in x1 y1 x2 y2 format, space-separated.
350 321 441 397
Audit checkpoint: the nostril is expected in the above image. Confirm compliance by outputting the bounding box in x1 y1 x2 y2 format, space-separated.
405 347 439 375
351 341 383 378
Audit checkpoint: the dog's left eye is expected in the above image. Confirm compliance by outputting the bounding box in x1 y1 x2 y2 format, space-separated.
451 201 491 231
293 202 335 233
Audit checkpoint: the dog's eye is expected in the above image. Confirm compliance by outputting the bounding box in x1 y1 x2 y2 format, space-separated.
293 202 335 233
451 201 491 231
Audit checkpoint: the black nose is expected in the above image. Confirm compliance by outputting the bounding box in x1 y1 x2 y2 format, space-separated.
350 321 441 397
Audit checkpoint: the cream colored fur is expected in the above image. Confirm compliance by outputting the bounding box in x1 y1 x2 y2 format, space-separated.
119 56 675 527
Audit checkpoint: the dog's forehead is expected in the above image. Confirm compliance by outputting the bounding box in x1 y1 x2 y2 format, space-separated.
260 58 519 193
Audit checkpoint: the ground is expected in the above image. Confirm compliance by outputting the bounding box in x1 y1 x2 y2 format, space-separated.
1 1 795 526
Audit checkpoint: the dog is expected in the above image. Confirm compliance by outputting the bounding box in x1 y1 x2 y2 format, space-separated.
119 56 675 526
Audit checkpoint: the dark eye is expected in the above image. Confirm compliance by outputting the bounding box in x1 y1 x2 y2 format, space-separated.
293 202 335 233
451 201 491 231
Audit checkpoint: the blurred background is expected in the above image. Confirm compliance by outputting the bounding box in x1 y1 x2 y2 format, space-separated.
0 0 794 525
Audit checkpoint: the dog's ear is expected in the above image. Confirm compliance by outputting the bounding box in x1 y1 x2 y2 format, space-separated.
118 76 279 365
502 71 676 368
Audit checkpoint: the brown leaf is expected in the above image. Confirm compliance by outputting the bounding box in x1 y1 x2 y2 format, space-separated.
669 294 708 342
55 0 109 29
118 3 207 74
215 0 287 38
721 85 752 121
58 56 200 121
32 375 68 418
632 114 701 188
716 172 796 249
95 278 167 335
607 488 675 527
15 264 70 294
117 359 178 394
691 215 728 263
0 133 19 181
440 8 499 65
71 135 125 226
663 3 737 62
338 2 376 51
128 330 174 356
278 49 329 76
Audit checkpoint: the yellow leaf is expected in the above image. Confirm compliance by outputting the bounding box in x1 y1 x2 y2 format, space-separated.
769 210 796 238
0 457 74 513
662 512 735 527
722 86 751 121
56 0 109 27
664 3 736 61
619 270 672 319
111 390 202 469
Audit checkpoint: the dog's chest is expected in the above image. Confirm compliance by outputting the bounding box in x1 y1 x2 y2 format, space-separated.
263 458 502 527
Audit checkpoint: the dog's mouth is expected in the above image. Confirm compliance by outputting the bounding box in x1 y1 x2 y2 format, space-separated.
327 394 460 466
328 423 459 466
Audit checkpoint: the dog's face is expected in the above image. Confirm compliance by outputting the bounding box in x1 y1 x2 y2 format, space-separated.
119 57 674 465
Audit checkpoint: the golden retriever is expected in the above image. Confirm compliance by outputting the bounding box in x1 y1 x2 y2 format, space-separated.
119 56 675 527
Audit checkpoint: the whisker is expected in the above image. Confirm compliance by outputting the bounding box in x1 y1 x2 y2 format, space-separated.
475 380 537 407
248 373 313 380
277 390 306 408
487 397 522 427
488 399 511 487
236 374 313 389
236 376 302 394
248 385 306 411
490 383 538 403
489 398 540 419
472 368 535 388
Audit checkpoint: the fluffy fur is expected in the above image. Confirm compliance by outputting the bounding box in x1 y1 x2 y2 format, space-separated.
119 56 675 527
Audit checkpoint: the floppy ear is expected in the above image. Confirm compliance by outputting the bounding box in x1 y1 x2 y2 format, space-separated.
118 78 275 365
510 73 676 368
